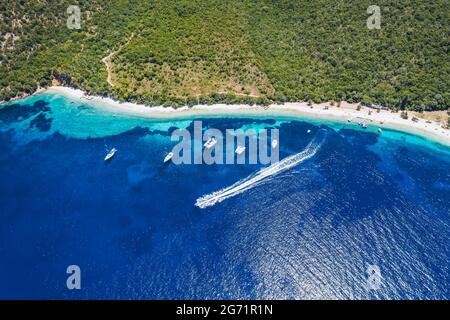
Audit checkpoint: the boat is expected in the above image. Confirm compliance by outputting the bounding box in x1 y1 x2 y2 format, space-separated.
104 148 117 161
204 137 217 149
271 139 278 149
81 94 94 101
164 152 174 163
235 145 246 155
307 129 311 134
378 128 382 133
361 121 368 129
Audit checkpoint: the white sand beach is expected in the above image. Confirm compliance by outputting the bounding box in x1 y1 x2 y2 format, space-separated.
43 86 450 146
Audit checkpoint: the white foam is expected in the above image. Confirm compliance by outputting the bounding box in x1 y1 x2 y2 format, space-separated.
195 130 327 209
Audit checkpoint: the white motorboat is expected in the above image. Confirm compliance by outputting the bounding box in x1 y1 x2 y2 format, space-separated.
164 152 174 163
104 148 117 161
235 145 246 155
271 139 278 149
307 129 311 134
204 137 217 149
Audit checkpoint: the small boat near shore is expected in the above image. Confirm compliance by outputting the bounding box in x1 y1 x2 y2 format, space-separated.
81 94 94 101
164 152 174 163
271 139 278 149
204 138 217 149
104 148 117 161
235 145 246 155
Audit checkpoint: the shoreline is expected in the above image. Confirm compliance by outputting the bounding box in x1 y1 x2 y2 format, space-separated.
0 87 47 105
7 86 450 147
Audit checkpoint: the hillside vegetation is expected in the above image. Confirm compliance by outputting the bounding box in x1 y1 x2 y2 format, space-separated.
1 0 449 110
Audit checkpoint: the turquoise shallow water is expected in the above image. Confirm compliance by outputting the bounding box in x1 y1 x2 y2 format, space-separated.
4 92 449 154
0 93 449 299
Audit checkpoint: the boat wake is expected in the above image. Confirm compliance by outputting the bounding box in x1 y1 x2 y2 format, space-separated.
195 129 327 209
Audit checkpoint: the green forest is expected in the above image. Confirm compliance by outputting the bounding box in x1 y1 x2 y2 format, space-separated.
1 0 449 110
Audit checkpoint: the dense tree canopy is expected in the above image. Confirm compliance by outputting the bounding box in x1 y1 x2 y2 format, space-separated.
1 0 448 110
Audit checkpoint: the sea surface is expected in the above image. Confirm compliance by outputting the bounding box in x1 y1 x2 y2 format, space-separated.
0 93 449 299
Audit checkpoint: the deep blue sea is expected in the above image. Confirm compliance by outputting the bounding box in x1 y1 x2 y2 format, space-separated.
0 93 449 299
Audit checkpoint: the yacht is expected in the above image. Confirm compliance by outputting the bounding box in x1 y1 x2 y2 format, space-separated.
235 145 246 155
164 152 174 163
104 148 117 161
204 137 217 149
271 139 278 149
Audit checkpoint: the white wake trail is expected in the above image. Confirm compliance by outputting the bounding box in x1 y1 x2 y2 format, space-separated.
195 130 327 209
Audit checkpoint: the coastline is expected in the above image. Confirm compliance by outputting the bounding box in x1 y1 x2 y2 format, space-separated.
8 86 450 147
0 87 46 105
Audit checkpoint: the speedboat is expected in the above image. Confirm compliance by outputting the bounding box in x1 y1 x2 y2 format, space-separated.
204 137 217 149
235 145 246 155
104 148 117 161
164 152 174 163
307 129 311 134
271 139 278 149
